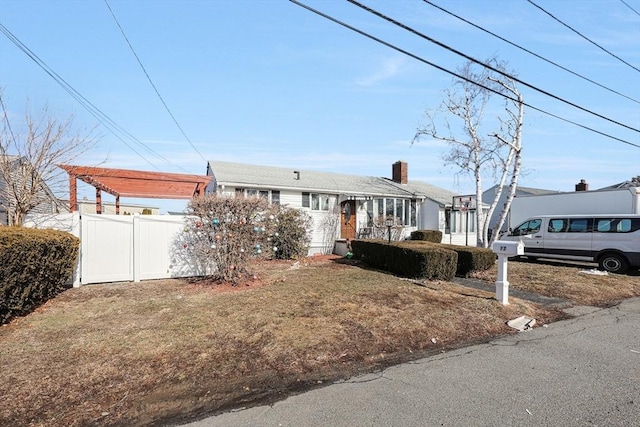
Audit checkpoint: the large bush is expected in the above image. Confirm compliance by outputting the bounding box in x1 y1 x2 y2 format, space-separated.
0 227 79 324
181 194 312 283
271 206 312 260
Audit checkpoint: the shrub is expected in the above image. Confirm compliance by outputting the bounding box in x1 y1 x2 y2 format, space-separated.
271 206 312 260
404 241 495 276
351 239 458 281
0 227 79 324
410 229 442 243
181 194 279 283
436 243 495 276
182 195 314 282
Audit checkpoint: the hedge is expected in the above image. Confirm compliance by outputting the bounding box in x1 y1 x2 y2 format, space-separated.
351 239 458 281
410 229 443 243
0 227 79 324
404 241 496 277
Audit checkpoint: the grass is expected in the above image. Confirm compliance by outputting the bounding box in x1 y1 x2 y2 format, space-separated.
1 256 638 426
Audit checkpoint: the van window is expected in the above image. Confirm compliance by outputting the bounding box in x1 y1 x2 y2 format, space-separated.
548 219 567 233
512 219 541 236
595 218 640 233
568 218 591 233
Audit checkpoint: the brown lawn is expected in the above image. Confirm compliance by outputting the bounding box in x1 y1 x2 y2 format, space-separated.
1 255 638 426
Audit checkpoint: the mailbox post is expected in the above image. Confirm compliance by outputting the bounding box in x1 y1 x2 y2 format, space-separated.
491 240 524 305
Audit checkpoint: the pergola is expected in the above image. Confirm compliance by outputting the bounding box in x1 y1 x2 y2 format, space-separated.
58 164 212 214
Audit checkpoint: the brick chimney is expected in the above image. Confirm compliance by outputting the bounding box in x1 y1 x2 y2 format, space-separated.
575 179 589 191
392 161 408 184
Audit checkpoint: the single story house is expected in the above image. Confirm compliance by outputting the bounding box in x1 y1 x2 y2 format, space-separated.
206 160 479 254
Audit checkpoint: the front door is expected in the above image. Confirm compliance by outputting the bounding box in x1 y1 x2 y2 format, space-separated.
340 200 357 240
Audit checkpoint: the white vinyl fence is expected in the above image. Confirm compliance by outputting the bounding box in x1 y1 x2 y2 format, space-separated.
25 212 200 286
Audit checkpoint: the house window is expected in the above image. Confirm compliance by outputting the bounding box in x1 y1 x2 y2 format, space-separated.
303 192 331 211
410 199 417 227
373 198 416 226
366 199 374 226
236 188 279 205
385 198 394 218
395 199 404 224
445 208 451 234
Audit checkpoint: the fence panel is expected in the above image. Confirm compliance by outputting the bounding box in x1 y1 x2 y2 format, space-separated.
135 215 192 281
26 213 202 285
81 214 134 284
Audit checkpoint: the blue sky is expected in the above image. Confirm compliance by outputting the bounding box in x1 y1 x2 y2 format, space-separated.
1 0 639 213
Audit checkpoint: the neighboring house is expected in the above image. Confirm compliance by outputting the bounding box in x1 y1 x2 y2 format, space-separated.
206 160 479 254
482 184 558 234
0 155 66 225
597 176 640 190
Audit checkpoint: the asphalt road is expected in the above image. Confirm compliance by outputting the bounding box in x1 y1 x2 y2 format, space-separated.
180 298 640 427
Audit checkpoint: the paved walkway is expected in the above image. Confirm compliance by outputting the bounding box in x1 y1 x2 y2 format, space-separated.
181 297 640 427
453 277 570 307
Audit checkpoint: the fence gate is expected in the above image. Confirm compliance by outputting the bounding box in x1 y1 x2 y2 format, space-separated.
81 214 134 284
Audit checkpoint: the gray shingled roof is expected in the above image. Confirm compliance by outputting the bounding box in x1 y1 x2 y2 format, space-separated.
208 161 459 206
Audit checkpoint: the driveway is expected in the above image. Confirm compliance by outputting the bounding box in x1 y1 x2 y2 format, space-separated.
180 297 640 426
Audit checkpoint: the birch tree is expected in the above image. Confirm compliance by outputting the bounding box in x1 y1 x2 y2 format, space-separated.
413 58 524 247
0 96 98 225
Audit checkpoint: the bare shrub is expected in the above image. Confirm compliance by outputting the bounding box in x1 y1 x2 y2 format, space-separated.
182 194 278 283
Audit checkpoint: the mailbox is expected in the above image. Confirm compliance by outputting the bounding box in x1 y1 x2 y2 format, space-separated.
491 240 524 257
491 240 524 305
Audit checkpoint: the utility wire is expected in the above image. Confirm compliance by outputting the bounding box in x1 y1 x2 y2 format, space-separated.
0 94 18 148
289 1 639 148
421 0 639 104
620 0 640 16
0 22 185 172
348 0 639 134
103 0 207 163
528 0 640 73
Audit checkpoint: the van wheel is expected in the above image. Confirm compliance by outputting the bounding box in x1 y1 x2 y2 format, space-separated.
598 253 629 274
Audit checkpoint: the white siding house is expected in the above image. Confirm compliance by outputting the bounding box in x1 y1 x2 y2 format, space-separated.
0 155 66 225
206 160 479 254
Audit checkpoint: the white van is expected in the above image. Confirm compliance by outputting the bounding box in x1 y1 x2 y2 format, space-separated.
502 214 640 273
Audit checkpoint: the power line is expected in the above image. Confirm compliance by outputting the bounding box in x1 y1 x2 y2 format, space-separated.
0 94 18 148
289 1 640 149
620 0 640 16
103 0 207 164
347 0 640 135
421 0 639 104
0 22 187 172
527 0 640 73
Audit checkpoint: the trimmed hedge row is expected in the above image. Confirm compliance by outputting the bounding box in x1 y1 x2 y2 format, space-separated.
351 239 495 281
409 229 443 243
351 239 458 281
0 227 79 324
403 241 495 277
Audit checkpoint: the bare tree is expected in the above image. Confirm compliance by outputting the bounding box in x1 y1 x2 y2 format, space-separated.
0 96 97 225
413 58 524 247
